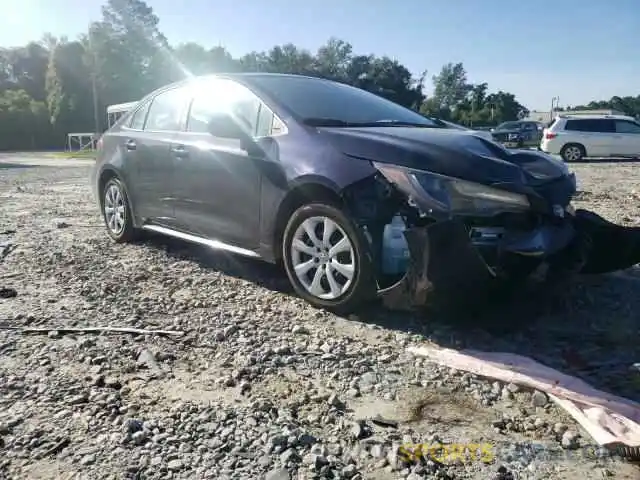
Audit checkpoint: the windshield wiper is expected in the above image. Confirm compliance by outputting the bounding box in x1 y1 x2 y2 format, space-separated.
302 117 440 128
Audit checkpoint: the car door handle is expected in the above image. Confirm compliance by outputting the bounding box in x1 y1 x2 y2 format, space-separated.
171 145 189 158
125 139 136 151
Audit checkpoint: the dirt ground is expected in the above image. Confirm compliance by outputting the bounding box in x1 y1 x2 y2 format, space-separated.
0 153 639 480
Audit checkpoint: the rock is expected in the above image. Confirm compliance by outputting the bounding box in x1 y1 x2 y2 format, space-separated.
92 375 105 387
561 430 579 449
553 422 568 434
167 459 183 471
137 349 164 376
104 377 122 389
506 383 519 393
531 390 548 407
223 325 238 338
494 465 515 480
302 453 328 470
265 468 290 480
280 448 299 464
80 454 96 466
342 464 358 478
53 219 71 229
257 455 271 467
501 387 513 400
291 325 309 335
350 421 369 440
131 430 147 445
124 419 144 435
68 393 88 405
360 372 378 386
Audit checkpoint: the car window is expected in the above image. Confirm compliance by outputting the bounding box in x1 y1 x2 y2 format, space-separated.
129 101 150 130
145 87 188 132
256 103 274 137
564 119 614 133
615 120 640 134
522 123 534 131
186 78 265 136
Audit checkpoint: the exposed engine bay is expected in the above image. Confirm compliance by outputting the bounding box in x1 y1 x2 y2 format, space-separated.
340 149 640 311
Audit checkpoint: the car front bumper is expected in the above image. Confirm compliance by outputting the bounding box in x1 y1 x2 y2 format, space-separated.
377 209 640 310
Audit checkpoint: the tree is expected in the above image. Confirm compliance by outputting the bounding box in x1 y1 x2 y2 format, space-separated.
485 91 528 124
0 89 48 149
431 62 471 113
314 37 352 81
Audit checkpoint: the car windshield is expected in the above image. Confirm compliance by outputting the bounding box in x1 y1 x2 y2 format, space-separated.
248 75 439 127
496 121 520 130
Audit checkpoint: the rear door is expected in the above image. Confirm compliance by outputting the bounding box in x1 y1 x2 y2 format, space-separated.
564 118 615 157
614 119 640 157
125 86 190 225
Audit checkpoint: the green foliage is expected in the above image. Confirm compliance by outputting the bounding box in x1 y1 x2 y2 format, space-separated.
0 0 637 151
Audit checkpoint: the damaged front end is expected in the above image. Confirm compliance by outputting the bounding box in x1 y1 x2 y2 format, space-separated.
343 161 640 311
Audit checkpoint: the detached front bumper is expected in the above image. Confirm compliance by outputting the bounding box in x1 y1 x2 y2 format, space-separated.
377 210 640 310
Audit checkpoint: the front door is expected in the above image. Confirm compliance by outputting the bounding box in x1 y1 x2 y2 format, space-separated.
171 78 270 251
520 122 537 146
614 119 640 157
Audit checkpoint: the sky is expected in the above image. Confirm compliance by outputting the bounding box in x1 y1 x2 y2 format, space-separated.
3 0 639 110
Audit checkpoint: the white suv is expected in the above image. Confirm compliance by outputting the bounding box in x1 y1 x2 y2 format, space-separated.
540 114 640 161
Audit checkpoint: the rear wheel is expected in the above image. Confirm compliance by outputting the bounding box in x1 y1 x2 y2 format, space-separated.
101 177 139 243
282 203 376 314
560 143 585 162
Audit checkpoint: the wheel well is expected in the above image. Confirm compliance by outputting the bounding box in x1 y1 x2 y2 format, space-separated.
98 169 118 205
562 143 586 154
272 183 343 262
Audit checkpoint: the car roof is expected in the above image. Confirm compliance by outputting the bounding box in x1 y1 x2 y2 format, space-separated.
167 72 333 89
557 113 635 121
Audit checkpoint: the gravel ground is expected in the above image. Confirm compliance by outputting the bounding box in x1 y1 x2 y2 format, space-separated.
0 154 639 480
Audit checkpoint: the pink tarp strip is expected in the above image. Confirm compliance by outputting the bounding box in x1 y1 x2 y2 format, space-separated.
408 345 640 448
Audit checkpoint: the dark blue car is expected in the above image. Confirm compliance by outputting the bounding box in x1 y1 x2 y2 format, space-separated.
91 73 640 313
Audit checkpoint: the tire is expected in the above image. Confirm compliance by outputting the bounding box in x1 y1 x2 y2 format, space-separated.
282 203 376 314
560 143 585 162
101 177 139 243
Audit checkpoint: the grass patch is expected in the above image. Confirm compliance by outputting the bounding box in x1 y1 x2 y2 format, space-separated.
46 150 97 159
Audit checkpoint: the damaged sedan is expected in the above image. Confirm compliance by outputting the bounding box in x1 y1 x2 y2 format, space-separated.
91 73 640 313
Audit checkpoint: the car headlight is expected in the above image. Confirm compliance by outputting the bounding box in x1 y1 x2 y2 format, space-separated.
374 163 530 216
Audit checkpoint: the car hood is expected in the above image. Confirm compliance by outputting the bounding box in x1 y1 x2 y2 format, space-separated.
491 129 521 135
318 126 569 190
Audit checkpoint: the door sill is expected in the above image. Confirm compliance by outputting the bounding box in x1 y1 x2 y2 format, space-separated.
141 224 261 258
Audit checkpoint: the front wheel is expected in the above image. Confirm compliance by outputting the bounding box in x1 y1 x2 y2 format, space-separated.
282 203 376 314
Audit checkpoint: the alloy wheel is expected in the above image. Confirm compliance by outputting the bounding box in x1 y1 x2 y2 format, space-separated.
564 146 582 161
104 183 126 236
290 216 355 300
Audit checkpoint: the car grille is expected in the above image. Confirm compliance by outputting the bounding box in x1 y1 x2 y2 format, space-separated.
492 133 511 142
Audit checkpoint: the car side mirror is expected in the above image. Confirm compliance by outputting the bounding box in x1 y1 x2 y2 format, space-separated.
207 113 250 140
